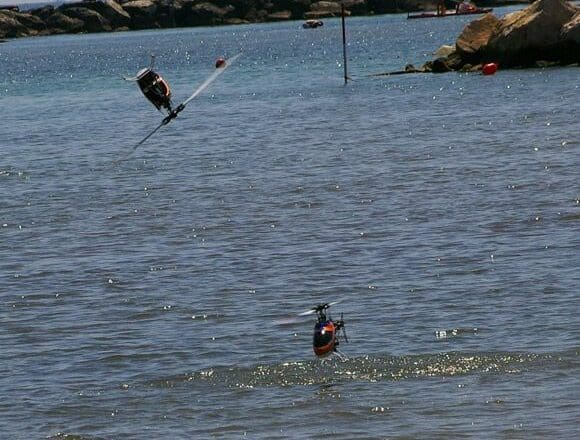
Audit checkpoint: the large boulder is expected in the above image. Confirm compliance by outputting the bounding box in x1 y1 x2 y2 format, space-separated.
0 10 28 38
46 11 85 34
122 0 158 29
1 10 47 36
31 5 55 21
60 7 112 32
561 11 580 43
84 0 131 29
306 2 351 19
176 2 235 27
455 13 501 63
267 10 292 21
485 0 578 66
310 1 343 14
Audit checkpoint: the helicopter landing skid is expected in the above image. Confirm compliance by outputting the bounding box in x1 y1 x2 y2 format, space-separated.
319 349 348 363
333 349 349 361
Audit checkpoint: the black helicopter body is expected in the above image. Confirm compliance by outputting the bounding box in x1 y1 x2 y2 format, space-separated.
120 53 240 158
135 67 173 112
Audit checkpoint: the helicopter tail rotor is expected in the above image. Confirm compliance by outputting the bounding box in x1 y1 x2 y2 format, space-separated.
340 312 348 343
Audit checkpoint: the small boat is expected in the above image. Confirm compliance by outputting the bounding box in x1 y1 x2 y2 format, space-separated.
407 1 492 19
303 19 323 29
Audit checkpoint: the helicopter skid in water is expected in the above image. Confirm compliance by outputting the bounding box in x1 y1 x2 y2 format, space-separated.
281 302 349 359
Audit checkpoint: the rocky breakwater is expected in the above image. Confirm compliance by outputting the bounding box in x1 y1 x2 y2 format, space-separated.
417 0 580 73
0 0 399 39
2 0 522 39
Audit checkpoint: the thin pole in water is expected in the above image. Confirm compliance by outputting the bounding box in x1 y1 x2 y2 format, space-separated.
341 3 348 84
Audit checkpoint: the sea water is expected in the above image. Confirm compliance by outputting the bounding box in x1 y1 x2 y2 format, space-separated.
0 7 579 439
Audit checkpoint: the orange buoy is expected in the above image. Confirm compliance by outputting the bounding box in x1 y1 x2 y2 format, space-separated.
482 62 498 75
215 57 226 69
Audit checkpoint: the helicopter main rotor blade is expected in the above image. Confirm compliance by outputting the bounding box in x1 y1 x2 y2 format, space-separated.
114 119 168 164
297 300 342 316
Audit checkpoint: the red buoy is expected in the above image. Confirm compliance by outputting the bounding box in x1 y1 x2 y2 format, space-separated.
482 62 498 75
215 57 226 69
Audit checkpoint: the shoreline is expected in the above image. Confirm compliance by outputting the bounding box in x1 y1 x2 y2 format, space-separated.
1 0 531 41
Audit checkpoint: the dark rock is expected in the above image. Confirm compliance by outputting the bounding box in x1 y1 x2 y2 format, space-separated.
82 0 131 29
267 10 292 21
60 7 112 32
224 17 250 25
122 0 158 29
343 0 370 15
445 51 464 70
0 11 28 38
416 0 580 73
270 0 311 18
31 5 55 21
561 11 580 44
485 0 578 66
46 11 85 34
308 1 344 18
0 10 46 37
10 11 46 34
176 2 235 27
535 59 560 67
431 57 452 72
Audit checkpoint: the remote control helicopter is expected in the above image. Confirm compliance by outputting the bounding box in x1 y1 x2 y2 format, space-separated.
297 302 349 360
120 53 240 158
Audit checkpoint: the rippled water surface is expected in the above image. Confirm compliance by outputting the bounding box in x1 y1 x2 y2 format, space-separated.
1 8 579 439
